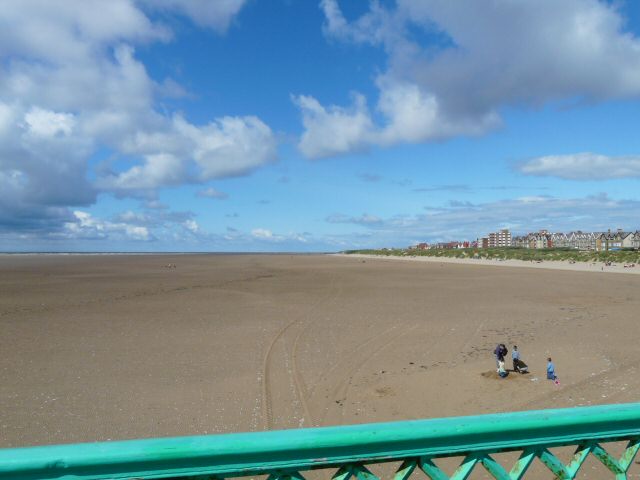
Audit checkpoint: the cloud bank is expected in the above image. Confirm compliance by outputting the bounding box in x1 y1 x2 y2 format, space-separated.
296 0 640 158
520 153 640 180
325 193 640 247
0 0 275 237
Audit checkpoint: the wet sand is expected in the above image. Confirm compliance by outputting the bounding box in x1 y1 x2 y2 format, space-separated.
2 253 640 456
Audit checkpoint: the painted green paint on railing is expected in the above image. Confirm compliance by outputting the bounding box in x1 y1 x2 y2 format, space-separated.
1 403 640 479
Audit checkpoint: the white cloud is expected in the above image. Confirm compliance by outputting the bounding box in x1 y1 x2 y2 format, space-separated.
99 153 187 191
197 187 229 200
251 228 275 240
1 197 321 250
320 0 349 39
0 1 169 63
139 0 247 33
116 210 149 223
183 219 199 233
0 102 95 224
516 196 549 204
520 152 640 180
55 207 206 243
145 200 168 210
320 0 392 45
298 0 640 158
62 211 152 241
326 213 383 225
0 0 272 235
98 114 276 193
294 94 373 158
174 115 276 180
376 80 500 145
248 228 313 245
24 107 76 137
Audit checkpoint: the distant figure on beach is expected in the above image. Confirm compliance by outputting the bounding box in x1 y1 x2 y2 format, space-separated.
497 359 508 378
547 357 556 380
494 343 508 367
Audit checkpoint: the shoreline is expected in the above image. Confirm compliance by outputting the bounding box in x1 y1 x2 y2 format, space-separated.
334 253 640 275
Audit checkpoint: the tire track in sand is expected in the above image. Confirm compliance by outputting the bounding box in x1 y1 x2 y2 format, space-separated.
261 316 299 430
261 274 340 430
313 323 416 425
289 276 343 427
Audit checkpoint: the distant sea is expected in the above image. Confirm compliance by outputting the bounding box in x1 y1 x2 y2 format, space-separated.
0 251 330 255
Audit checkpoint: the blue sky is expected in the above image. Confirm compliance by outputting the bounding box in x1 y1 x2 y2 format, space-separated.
1 0 640 252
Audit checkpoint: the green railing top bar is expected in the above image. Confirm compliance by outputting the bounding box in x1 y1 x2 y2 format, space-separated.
2 402 640 480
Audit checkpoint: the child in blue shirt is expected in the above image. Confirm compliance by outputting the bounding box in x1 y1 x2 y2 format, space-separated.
547 357 556 380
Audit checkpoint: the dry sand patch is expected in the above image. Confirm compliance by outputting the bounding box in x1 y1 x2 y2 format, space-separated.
1 253 640 451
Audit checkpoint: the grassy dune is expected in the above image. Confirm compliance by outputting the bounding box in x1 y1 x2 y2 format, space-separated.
345 247 640 264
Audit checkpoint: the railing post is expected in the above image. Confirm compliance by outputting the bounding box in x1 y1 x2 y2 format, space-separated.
508 448 536 480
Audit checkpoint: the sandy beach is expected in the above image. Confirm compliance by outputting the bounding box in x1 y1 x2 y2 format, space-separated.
338 252 640 275
2 253 640 468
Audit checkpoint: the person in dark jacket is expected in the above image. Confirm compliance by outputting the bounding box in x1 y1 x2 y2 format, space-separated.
494 343 508 368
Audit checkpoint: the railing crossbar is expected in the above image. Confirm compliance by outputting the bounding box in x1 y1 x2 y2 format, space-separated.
2 403 640 480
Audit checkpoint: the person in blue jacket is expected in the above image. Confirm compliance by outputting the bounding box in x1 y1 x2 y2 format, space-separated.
512 345 521 372
547 357 556 380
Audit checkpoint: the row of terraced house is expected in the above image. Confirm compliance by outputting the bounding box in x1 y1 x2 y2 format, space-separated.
510 229 640 251
414 229 640 251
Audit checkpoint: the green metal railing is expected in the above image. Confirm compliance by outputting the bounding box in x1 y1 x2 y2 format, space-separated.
2 403 640 480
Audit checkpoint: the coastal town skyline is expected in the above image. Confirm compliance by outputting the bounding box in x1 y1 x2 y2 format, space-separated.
2 1 640 252
413 227 640 251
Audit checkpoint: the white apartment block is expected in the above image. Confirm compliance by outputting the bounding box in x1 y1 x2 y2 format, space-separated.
488 229 512 248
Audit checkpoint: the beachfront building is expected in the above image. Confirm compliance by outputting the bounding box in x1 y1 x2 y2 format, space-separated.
418 240 473 250
550 232 569 248
496 229 637 251
621 232 635 248
568 231 598 250
511 235 529 248
596 230 635 251
487 229 512 248
480 227 640 251
431 241 459 249
529 231 552 249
